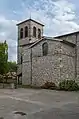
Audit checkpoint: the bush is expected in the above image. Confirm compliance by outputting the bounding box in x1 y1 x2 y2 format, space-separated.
41 81 57 90
59 80 79 91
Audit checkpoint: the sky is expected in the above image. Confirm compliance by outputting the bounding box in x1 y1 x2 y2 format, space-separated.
0 0 79 61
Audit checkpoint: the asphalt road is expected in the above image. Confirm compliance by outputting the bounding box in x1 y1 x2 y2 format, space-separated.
0 89 79 119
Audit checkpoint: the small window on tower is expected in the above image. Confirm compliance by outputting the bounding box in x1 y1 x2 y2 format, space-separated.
20 28 23 39
33 26 36 37
25 26 28 37
38 29 41 38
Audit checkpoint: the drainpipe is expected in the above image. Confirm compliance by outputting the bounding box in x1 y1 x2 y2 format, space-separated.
59 43 62 81
30 48 32 85
17 26 19 87
75 34 77 78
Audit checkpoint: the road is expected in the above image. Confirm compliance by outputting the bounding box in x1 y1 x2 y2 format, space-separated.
0 89 79 119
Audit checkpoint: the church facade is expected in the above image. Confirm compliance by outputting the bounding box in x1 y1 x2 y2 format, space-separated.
17 19 79 86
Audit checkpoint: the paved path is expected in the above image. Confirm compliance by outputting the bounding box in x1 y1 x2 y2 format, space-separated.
0 89 79 119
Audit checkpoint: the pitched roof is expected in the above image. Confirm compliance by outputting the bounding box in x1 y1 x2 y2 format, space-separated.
61 40 76 47
19 42 34 47
29 37 75 48
17 19 44 26
29 39 44 48
54 31 79 38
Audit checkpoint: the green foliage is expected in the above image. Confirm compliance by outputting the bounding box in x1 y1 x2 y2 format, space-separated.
59 80 79 91
0 41 8 74
7 61 17 72
41 81 57 90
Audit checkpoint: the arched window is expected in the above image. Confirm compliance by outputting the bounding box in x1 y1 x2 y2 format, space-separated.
25 26 28 37
42 42 48 56
38 29 41 38
20 28 23 39
33 26 36 37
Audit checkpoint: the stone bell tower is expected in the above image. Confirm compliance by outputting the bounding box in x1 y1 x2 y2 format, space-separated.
17 18 44 45
17 19 44 84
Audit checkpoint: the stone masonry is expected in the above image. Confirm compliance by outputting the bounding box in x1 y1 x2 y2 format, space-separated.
22 39 75 86
17 18 79 86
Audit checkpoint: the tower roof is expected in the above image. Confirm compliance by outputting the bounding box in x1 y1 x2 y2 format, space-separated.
17 18 44 26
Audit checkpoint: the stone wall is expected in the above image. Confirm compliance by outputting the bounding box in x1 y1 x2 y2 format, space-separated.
55 33 76 44
32 55 60 86
76 33 79 78
22 48 31 85
22 39 75 86
60 42 75 80
32 40 75 86
18 46 22 64
18 20 43 46
32 39 62 57
55 32 79 79
60 55 75 80
22 62 31 85
17 45 31 76
30 20 43 40
18 20 30 40
17 19 44 80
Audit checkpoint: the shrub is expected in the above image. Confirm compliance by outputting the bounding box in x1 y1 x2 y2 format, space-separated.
41 81 57 90
59 80 79 91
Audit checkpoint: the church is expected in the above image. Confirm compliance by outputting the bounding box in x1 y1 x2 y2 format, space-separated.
17 18 79 86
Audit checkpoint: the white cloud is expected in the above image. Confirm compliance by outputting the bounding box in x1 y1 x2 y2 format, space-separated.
0 0 79 61
0 16 17 61
21 0 79 36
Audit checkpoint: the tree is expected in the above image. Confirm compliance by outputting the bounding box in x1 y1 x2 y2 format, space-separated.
7 61 17 72
0 41 8 75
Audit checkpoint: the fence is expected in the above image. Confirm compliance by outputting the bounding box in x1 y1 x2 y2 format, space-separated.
0 78 17 89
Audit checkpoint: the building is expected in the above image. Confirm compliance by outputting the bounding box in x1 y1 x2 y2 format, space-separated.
17 18 79 86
